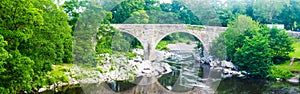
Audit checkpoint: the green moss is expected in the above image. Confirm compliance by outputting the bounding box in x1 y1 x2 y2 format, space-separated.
187 25 203 30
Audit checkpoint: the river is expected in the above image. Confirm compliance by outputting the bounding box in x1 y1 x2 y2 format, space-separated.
39 50 300 94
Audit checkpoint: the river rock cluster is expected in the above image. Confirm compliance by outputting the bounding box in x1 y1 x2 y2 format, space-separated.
67 49 173 84
199 57 245 78
129 57 172 77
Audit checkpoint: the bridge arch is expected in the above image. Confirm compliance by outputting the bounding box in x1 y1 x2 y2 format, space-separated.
111 24 227 60
116 30 146 50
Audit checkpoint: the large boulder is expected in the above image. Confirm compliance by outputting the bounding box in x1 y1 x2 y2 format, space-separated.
221 61 235 69
133 56 143 62
209 61 218 67
134 60 172 77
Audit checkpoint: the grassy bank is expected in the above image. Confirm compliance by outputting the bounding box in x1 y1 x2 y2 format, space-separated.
288 41 300 72
269 41 300 79
48 64 74 83
290 42 300 58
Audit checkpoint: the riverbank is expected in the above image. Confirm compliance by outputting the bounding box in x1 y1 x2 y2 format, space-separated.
285 42 300 84
37 49 173 93
38 41 300 93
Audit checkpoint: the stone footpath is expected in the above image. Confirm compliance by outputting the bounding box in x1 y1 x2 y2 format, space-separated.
287 74 299 85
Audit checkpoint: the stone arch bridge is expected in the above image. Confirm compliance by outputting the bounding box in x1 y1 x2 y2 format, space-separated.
111 24 227 60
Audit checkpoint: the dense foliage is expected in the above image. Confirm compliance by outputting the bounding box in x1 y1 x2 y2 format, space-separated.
96 0 300 30
233 28 273 78
0 0 72 93
211 15 294 78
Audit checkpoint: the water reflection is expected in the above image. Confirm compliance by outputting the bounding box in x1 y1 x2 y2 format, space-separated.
39 78 300 94
216 78 300 94
106 81 137 92
158 50 206 92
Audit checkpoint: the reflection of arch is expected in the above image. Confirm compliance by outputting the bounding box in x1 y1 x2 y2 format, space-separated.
154 31 205 51
119 77 209 94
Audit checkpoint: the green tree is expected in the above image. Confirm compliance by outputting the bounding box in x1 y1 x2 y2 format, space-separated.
179 0 220 25
147 10 183 24
0 51 34 93
73 0 108 66
233 29 272 78
0 0 40 92
144 0 160 10
267 27 294 64
210 33 227 60
277 0 300 30
253 0 289 23
20 0 73 88
0 35 9 93
161 1 201 25
0 35 9 76
111 0 145 23
224 15 260 61
216 0 253 26
96 24 115 54
211 15 294 78
63 0 87 31
124 10 150 24
0 0 73 93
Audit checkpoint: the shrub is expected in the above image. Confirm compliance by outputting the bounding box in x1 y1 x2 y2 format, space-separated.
186 41 191 44
268 66 295 79
126 52 137 60
156 41 171 51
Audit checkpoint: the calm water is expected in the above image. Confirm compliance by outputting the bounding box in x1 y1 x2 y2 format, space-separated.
39 51 300 94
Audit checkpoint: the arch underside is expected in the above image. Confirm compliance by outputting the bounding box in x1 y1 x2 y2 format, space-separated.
118 30 146 50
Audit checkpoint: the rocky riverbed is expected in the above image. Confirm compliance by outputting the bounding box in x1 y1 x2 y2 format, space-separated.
167 42 245 78
195 56 246 78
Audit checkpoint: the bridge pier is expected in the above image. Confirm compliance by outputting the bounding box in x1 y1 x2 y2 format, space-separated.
143 42 150 60
143 42 155 60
